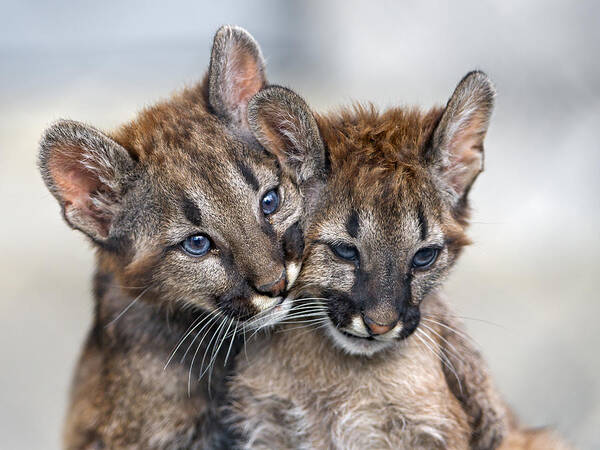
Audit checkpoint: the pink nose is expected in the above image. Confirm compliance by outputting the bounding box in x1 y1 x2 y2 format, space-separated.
363 315 398 335
255 270 286 297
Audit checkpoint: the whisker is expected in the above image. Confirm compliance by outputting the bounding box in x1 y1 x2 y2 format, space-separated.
274 311 326 321
205 317 234 386
180 310 222 364
187 315 222 396
190 317 224 395
223 319 239 367
419 322 464 366
292 320 331 339
421 317 478 347
444 314 506 329
242 325 249 362
104 286 151 327
275 319 330 333
164 312 213 370
417 328 463 395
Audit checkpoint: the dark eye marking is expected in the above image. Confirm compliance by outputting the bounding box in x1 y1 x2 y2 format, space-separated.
417 203 428 241
181 234 211 257
182 196 202 227
412 247 439 269
261 189 280 215
345 209 360 238
235 159 259 191
329 242 359 263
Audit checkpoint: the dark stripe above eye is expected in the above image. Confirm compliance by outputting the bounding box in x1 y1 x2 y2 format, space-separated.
182 195 203 227
235 159 260 191
346 209 360 238
417 203 428 241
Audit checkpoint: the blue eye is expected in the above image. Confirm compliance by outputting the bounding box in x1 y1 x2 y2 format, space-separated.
181 234 211 257
261 189 280 215
330 243 359 262
412 247 439 269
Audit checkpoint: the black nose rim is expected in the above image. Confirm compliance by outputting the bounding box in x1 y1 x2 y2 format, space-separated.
256 270 287 297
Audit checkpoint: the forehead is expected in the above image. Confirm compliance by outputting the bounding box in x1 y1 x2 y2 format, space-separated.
317 167 440 240
311 105 448 238
112 93 280 223
153 127 279 218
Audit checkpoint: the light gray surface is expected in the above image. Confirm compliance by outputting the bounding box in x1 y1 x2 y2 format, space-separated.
1 1 598 448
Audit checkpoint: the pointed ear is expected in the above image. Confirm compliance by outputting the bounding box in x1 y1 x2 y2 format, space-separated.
38 120 136 243
248 86 327 183
208 25 267 130
430 71 496 206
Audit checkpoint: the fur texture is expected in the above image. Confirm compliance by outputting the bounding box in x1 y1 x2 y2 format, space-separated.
39 26 305 449
229 74 569 449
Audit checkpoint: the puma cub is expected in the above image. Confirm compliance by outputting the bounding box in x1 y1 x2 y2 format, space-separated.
228 74 569 449
39 26 305 449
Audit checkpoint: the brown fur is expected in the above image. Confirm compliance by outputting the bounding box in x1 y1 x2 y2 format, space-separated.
39 27 307 449
230 296 474 449
228 76 568 449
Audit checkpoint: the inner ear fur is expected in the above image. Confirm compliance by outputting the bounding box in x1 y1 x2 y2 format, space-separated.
247 85 326 183
430 71 496 206
208 25 267 130
39 120 135 243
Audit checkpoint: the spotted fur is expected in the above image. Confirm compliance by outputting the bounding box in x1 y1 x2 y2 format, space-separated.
39 26 305 449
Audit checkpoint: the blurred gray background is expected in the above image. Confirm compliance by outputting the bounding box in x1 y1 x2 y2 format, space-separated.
1 0 599 448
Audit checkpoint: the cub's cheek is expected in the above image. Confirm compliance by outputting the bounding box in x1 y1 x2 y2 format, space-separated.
286 261 301 289
161 253 234 298
250 295 282 312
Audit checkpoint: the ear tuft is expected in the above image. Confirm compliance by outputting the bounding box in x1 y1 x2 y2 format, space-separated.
248 86 326 183
208 25 267 130
431 71 496 205
39 120 135 242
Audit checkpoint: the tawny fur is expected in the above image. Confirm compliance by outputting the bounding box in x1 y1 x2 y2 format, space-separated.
228 80 569 449
40 27 307 449
230 295 474 450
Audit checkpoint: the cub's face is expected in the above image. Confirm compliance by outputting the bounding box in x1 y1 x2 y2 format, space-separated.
295 168 464 356
121 123 304 325
38 26 305 328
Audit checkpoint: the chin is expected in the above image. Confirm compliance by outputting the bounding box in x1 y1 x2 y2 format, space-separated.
325 321 394 357
246 296 293 331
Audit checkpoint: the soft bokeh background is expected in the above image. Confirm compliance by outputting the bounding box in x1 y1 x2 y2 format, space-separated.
1 1 599 448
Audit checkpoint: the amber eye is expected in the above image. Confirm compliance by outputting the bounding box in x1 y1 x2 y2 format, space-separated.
412 247 439 269
330 243 359 262
181 234 211 257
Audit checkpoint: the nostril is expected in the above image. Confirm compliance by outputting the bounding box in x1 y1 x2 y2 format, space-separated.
256 270 287 297
363 315 397 335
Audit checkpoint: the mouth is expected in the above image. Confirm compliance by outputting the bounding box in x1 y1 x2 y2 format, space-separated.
244 295 292 331
340 329 375 341
325 321 395 356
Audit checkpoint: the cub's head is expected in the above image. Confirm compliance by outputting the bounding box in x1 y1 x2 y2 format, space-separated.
249 72 495 355
39 26 304 327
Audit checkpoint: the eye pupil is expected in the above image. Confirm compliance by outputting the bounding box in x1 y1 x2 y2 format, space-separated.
182 234 211 256
331 243 359 262
261 189 280 215
412 247 439 268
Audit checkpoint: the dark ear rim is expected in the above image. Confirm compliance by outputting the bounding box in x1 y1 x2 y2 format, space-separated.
207 25 267 124
247 84 327 183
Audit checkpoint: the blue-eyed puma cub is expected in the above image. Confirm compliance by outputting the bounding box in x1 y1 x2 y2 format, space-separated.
38 26 307 449
228 75 569 449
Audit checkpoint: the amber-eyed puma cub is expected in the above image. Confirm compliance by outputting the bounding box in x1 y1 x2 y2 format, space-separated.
227 74 570 449
38 26 307 449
